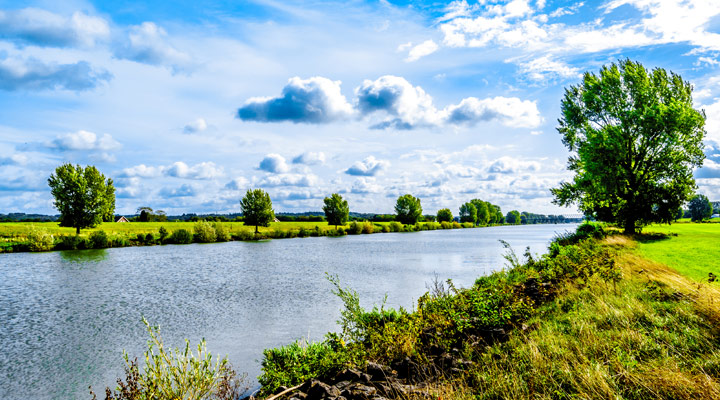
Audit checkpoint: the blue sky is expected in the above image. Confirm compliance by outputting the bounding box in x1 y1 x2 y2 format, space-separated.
1 0 719 216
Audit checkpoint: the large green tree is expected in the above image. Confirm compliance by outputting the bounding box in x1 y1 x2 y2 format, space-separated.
688 194 712 222
240 189 275 233
48 164 115 234
395 194 422 224
551 59 706 233
459 202 477 224
505 210 521 225
471 199 489 226
436 208 453 223
323 193 349 228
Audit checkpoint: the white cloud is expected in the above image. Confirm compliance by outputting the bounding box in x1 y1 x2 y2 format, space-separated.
258 153 290 173
164 161 222 179
183 118 207 133
52 130 120 151
115 22 194 72
238 77 354 123
0 8 109 47
355 75 443 129
159 183 198 197
259 173 319 187
405 40 439 62
292 151 326 165
345 156 390 176
0 57 112 91
224 177 250 191
488 156 541 174
350 177 383 194
445 96 543 128
517 55 580 81
0 153 28 166
704 98 720 146
119 164 160 178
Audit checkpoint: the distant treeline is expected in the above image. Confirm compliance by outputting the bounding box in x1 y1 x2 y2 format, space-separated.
0 213 59 222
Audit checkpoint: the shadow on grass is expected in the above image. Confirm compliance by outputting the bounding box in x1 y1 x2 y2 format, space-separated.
633 232 674 243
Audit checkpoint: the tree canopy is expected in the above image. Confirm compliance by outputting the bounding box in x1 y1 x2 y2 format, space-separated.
459 202 477 224
395 194 422 224
323 193 349 228
436 208 453 223
551 59 706 233
240 189 275 233
688 194 712 222
505 210 521 225
48 164 115 234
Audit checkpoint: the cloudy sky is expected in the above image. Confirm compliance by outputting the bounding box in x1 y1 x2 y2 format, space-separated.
1 0 719 216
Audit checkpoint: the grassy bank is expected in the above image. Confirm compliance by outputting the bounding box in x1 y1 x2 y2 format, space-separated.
0 220 485 253
254 223 720 399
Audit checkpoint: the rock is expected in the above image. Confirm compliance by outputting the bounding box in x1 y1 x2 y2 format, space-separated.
366 362 392 381
341 384 376 400
335 380 352 391
360 373 372 384
306 381 340 400
335 369 363 383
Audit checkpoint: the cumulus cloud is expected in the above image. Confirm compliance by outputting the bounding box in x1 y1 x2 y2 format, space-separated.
350 177 383 194
0 8 109 47
516 56 580 81
355 75 442 129
51 130 120 151
445 96 542 128
345 156 390 177
405 40 439 62
0 153 28 166
159 184 197 197
0 57 112 91
258 154 290 173
224 177 250 191
183 118 207 134
164 161 222 179
488 156 541 174
238 77 354 123
120 161 222 180
259 173 319 187
292 151 326 165
114 22 193 72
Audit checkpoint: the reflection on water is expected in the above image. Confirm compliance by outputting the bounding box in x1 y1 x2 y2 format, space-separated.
59 249 108 263
0 224 575 400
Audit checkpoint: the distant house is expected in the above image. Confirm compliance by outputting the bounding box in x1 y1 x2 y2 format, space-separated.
116 216 129 223
274 217 280 222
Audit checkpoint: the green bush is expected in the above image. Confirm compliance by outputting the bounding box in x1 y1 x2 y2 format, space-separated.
170 229 193 244
362 221 374 234
136 233 146 243
297 227 310 238
389 221 403 232
461 222 474 228
57 235 89 250
96 318 243 399
89 230 109 249
440 221 452 229
27 227 54 251
194 221 217 243
381 224 390 233
349 221 363 234
159 227 169 243
145 233 155 244
213 223 229 242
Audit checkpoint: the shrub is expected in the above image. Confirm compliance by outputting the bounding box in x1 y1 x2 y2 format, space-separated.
57 235 89 250
423 222 437 230
233 231 256 241
381 224 390 233
349 221 363 234
213 223 230 242
389 221 403 232
158 227 169 243
27 227 54 251
440 221 452 229
194 221 217 243
136 233 146 243
170 229 193 244
336 227 345 236
452 221 461 229
362 221 374 234
462 222 474 228
89 230 109 249
145 233 155 244
95 318 244 400
298 227 310 238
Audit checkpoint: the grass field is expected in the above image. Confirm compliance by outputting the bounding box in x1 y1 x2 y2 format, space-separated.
634 222 720 283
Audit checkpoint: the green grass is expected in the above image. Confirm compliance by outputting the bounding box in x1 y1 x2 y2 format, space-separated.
634 222 720 283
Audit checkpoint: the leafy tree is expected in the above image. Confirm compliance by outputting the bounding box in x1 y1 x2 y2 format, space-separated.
240 189 275 233
551 59 706 233
505 210 521 225
102 180 116 222
323 193 350 228
48 164 115 235
459 202 477 224
472 199 489 226
395 194 422 224
688 194 712 222
437 208 453 223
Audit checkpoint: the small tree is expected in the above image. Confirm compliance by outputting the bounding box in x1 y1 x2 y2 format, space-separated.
471 199 489 226
240 189 275 233
437 208 453 223
688 194 712 222
48 164 115 235
551 59 706 233
323 193 349 228
395 194 422 225
459 202 477 224
505 210 521 225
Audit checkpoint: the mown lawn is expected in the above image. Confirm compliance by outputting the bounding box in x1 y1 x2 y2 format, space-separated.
635 222 720 283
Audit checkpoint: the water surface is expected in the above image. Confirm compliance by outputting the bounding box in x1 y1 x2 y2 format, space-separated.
0 224 575 399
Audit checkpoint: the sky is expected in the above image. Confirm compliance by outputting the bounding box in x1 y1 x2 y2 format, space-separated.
1 0 720 216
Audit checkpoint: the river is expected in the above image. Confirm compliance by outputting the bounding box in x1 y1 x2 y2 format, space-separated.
0 224 576 399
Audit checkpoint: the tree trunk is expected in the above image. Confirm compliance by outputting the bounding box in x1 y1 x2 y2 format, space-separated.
76 226 80 235
255 225 259 234
624 218 636 234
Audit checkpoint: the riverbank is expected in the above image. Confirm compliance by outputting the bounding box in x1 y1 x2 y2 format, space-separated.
250 223 720 400
0 219 548 253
